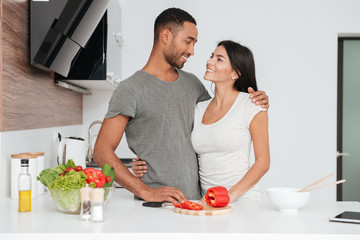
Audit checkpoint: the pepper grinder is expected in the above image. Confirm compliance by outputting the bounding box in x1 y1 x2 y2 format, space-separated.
80 187 92 220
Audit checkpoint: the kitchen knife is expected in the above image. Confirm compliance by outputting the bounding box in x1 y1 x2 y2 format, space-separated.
142 201 173 208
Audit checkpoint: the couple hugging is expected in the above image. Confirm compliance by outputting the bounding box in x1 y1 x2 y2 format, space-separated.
93 8 270 204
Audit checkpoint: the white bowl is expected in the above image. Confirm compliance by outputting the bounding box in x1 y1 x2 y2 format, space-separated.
266 188 311 213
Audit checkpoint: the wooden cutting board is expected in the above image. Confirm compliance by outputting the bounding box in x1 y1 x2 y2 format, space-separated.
174 204 232 216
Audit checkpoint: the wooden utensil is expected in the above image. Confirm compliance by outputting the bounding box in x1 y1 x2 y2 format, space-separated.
174 204 232 216
298 173 346 192
298 173 335 192
304 179 346 192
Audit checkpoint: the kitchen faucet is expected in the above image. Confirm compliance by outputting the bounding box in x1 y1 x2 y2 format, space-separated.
86 120 103 166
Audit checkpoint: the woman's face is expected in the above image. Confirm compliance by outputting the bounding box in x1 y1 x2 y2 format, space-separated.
204 45 237 83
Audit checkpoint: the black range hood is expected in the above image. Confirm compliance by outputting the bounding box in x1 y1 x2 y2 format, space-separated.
30 0 112 94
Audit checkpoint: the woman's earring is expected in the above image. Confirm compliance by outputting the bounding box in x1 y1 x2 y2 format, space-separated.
232 76 235 80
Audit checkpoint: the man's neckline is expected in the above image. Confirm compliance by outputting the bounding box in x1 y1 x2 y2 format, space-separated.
139 68 181 83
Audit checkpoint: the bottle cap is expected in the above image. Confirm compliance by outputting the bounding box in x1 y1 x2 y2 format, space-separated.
20 159 29 167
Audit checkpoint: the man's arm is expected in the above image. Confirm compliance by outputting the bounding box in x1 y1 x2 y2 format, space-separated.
93 115 187 202
248 87 269 109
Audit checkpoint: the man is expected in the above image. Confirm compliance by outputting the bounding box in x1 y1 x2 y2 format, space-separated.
93 8 268 202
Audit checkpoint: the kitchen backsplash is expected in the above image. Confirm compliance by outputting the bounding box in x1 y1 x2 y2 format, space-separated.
0 125 83 200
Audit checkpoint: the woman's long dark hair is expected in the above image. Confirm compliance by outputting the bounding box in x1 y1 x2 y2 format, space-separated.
217 40 258 92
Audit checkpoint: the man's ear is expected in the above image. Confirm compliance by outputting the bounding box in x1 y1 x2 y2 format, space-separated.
160 28 172 45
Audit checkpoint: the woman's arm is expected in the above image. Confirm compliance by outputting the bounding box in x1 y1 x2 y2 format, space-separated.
228 111 270 202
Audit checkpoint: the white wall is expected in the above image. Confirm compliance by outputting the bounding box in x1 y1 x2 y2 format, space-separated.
82 0 360 202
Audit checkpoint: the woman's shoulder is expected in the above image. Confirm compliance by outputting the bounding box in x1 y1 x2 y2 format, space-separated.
233 92 266 116
236 92 262 109
235 92 267 126
237 91 251 102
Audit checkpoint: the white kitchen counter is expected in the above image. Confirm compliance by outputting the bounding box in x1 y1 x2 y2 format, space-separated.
1 189 360 240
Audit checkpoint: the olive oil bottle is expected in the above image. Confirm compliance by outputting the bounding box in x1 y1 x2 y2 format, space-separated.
18 159 31 212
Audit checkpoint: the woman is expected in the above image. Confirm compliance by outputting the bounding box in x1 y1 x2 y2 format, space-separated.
133 40 270 202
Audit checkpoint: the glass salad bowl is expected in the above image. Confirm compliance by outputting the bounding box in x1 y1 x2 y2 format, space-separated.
49 186 116 214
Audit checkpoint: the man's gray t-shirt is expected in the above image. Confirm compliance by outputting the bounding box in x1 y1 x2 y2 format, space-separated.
105 69 211 199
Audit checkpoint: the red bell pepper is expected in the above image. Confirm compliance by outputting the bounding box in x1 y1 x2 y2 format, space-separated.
172 202 181 208
173 201 203 211
205 186 230 207
83 168 106 188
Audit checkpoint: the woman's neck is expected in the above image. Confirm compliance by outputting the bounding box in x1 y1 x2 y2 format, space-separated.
213 82 239 106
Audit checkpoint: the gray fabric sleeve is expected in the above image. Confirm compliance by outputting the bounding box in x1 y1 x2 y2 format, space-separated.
193 74 211 103
104 81 137 119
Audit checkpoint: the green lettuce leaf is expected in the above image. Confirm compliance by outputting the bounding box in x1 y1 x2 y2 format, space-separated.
36 168 59 187
65 159 76 168
53 164 66 175
49 170 87 192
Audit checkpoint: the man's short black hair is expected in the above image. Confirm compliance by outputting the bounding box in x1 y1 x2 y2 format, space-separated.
154 8 196 41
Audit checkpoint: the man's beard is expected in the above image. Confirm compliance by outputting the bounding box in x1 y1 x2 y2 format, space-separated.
165 41 185 69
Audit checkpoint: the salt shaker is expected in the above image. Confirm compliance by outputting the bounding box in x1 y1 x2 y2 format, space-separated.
80 187 92 220
90 188 105 222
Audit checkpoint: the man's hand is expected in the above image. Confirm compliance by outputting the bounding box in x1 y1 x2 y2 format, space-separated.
132 157 147 177
248 87 269 109
144 186 187 203
131 158 186 202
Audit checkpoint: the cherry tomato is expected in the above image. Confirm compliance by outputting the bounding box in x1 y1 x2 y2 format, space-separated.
59 173 65 177
75 165 83 172
106 176 112 183
65 167 75 173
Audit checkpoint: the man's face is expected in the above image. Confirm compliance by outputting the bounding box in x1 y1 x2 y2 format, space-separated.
164 22 198 69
